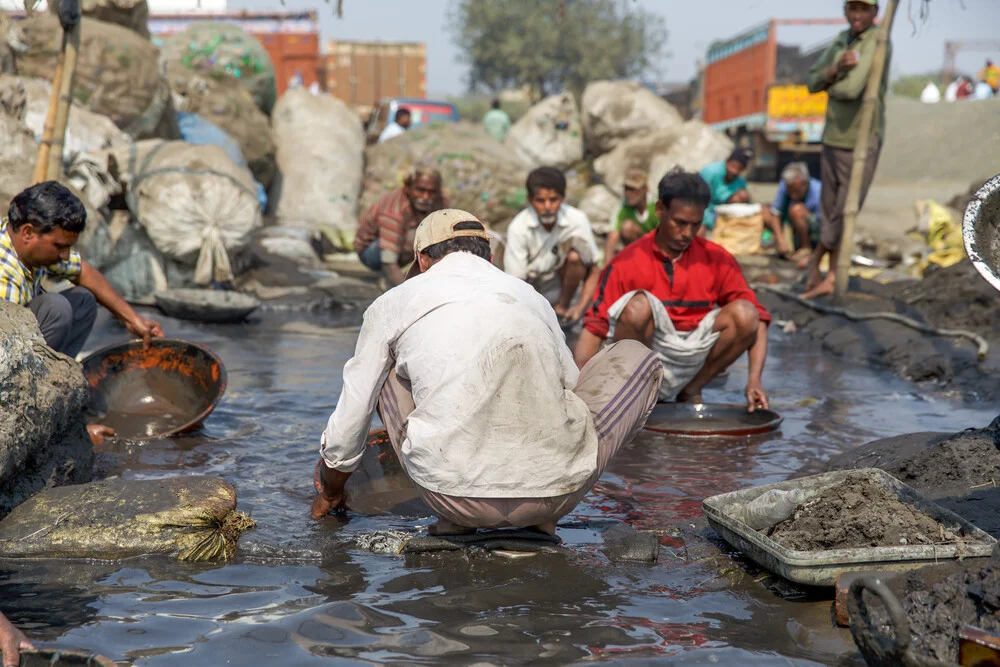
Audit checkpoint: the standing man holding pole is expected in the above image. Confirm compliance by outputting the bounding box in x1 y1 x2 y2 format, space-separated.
801 0 894 299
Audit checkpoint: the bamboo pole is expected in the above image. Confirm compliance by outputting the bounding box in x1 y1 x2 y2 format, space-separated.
32 43 65 184
45 20 81 181
833 0 899 298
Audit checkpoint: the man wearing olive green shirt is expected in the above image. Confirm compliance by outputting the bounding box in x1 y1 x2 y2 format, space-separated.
801 0 890 299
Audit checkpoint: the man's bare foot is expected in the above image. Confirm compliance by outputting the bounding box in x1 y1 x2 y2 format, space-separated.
428 519 476 536
801 274 835 299
675 390 703 404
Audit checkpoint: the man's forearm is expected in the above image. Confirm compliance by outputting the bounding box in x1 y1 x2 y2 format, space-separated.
747 321 768 381
318 462 352 498
77 261 139 325
383 263 405 287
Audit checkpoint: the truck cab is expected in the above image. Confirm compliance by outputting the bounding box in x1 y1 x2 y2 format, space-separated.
365 98 461 145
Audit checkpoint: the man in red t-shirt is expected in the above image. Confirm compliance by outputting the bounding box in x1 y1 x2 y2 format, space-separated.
575 171 771 410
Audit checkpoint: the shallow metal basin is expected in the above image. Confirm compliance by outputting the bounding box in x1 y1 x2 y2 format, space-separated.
643 402 783 437
962 173 1000 292
154 288 260 324
81 338 227 440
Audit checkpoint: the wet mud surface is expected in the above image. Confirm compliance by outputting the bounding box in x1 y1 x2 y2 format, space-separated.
828 427 1000 539
858 557 1000 664
1 309 996 664
769 474 956 551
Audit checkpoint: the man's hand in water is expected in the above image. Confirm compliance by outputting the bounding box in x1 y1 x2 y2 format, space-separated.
0 611 34 667
310 460 352 519
87 424 116 445
745 381 769 413
126 316 163 349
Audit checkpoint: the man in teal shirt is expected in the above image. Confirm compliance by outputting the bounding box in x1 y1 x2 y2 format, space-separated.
483 98 512 142
604 168 659 263
698 148 752 231
801 0 889 298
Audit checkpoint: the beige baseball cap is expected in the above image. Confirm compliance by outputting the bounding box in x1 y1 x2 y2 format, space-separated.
405 208 491 280
623 167 648 190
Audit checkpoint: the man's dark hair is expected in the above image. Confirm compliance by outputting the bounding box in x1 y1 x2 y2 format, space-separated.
657 169 711 209
526 167 566 198
491 98 501 110
423 221 491 261
395 107 411 122
8 181 87 234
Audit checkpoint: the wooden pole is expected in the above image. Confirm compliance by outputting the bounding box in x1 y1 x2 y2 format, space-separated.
32 42 65 184
45 20 81 181
833 0 899 298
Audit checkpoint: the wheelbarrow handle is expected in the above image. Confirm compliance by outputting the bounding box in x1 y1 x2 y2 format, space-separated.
848 575 958 667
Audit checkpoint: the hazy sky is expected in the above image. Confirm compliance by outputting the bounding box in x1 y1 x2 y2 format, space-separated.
235 0 1000 96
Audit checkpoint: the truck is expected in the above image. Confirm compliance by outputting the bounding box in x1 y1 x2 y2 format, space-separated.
701 19 842 180
319 41 427 118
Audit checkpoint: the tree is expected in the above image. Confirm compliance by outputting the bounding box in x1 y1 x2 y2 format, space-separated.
447 0 668 99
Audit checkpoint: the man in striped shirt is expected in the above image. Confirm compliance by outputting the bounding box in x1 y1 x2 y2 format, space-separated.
1 182 162 358
354 167 447 287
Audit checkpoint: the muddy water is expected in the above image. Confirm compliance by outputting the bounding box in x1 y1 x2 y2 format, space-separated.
2 309 996 665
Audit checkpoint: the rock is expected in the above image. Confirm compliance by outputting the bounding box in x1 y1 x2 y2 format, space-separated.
165 62 276 188
646 120 733 190
578 184 620 236
0 300 92 520
580 80 684 156
12 14 176 140
593 128 680 196
270 88 365 238
256 226 322 269
504 92 583 170
0 476 255 560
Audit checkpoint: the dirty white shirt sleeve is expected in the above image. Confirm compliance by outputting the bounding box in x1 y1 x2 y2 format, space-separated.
566 206 601 265
320 296 397 471
502 210 532 280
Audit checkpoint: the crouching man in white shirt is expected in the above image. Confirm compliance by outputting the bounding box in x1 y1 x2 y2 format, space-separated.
312 209 662 535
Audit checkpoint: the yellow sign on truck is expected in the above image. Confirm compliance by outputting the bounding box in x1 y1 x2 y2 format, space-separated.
765 85 828 145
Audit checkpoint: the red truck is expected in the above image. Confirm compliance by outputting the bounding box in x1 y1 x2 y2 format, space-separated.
701 19 842 180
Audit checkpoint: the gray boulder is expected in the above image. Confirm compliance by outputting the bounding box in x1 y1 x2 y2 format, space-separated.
0 300 92 519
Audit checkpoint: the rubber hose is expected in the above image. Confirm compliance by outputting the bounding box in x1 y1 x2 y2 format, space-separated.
753 284 989 360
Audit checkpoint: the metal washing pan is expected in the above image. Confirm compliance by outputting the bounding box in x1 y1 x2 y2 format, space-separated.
702 468 997 587
642 402 782 436
962 173 1000 293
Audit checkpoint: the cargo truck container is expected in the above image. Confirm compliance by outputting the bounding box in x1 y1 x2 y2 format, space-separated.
319 41 427 117
702 19 843 180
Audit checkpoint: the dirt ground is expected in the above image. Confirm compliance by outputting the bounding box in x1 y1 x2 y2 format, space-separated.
827 427 1000 538
768 473 956 550
858 556 1000 664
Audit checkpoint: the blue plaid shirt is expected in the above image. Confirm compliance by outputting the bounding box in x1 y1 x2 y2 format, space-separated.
0 218 83 306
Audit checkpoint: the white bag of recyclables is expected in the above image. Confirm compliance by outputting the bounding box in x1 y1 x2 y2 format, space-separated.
504 92 583 170
647 121 734 191
593 128 680 196
114 140 262 285
581 80 684 156
269 88 365 234
578 185 620 236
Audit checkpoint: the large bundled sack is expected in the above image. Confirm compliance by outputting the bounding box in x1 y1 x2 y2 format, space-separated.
0 10 17 74
593 128 680 196
159 22 277 116
581 80 685 156
361 122 529 231
647 121 734 191
176 112 266 211
0 112 37 214
51 0 149 38
578 184 620 236
166 61 275 188
113 140 263 285
12 14 176 139
713 203 765 256
504 92 583 170
0 476 255 560
0 75 130 162
0 300 92 520
75 208 169 301
269 88 364 238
